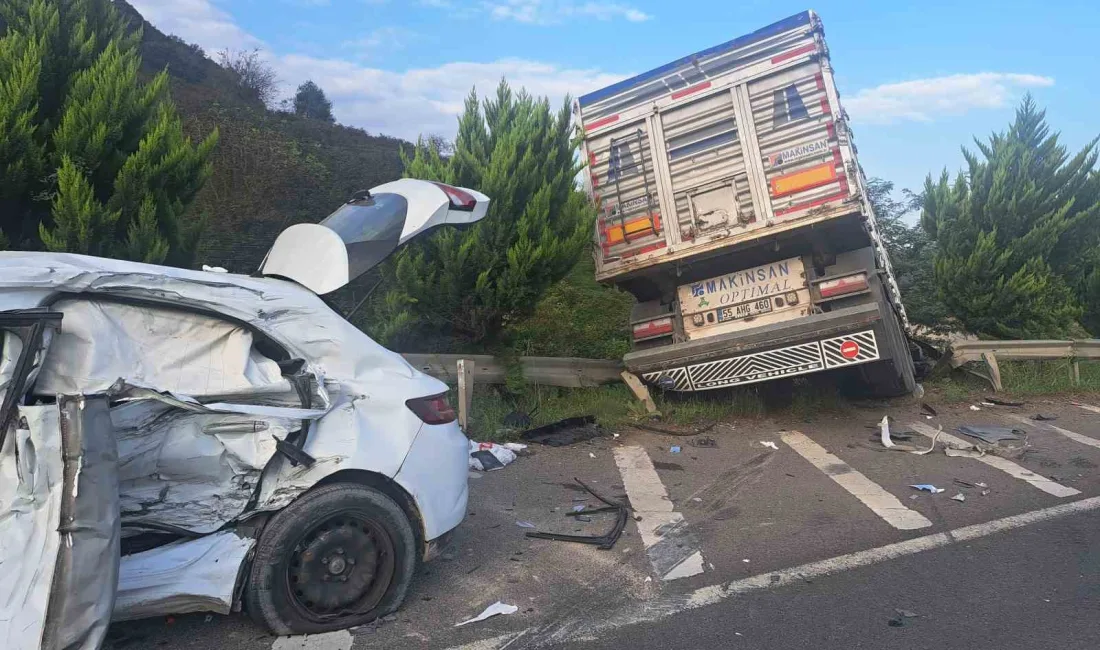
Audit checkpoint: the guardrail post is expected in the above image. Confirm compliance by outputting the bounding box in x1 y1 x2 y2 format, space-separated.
1073 359 1081 386
457 359 474 433
981 351 1003 392
621 371 660 417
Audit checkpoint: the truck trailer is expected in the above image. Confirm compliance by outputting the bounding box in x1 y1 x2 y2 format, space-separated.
577 10 917 395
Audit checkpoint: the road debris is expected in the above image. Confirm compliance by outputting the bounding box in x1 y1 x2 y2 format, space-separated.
946 447 986 459
895 608 919 619
951 492 966 502
970 405 982 411
572 504 587 512
515 521 536 529
521 416 604 446
760 441 779 450
691 436 718 448
1031 413 1058 421
920 403 938 417
957 425 1025 444
503 410 533 429
879 416 896 449
455 602 518 627
670 445 681 454
910 484 945 494
986 397 1024 407
589 452 596 459
468 441 517 471
525 478 628 550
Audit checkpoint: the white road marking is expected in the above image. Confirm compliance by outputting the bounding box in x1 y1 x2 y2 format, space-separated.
1004 413 1100 450
780 430 932 530
446 495 1100 650
909 422 1081 497
613 445 706 580
1073 402 1100 416
271 630 352 650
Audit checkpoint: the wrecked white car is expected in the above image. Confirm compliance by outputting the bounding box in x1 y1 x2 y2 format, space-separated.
0 179 489 648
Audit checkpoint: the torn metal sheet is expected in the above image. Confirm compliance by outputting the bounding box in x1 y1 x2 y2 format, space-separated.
0 397 120 650
113 532 254 622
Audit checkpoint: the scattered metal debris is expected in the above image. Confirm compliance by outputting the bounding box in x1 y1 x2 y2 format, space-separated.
525 478 628 550
920 403 938 417
633 421 716 437
951 493 966 502
957 425 1026 444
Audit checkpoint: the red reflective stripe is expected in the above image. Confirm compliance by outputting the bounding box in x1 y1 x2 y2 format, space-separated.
826 121 836 140
671 81 712 100
585 114 620 131
774 190 849 217
771 43 817 64
838 172 850 195
820 97 831 115
832 148 843 167
814 72 825 91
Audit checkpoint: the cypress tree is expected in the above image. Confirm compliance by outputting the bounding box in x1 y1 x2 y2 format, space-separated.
921 95 1100 338
370 80 595 347
0 0 217 265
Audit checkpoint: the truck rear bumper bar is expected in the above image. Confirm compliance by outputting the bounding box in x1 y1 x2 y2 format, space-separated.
625 304 885 391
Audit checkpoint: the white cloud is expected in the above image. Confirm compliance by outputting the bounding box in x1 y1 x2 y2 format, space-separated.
342 26 417 53
486 0 652 24
129 0 628 140
129 0 261 53
845 73 1054 124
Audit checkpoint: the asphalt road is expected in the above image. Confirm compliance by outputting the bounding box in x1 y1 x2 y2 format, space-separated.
542 510 1100 650
105 395 1100 650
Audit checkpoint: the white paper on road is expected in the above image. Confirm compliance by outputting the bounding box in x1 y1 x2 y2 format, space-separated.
456 602 519 627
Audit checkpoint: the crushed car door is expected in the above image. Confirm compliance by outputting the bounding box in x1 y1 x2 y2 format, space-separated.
0 310 120 650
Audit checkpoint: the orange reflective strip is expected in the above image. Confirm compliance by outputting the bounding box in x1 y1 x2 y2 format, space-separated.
602 213 661 246
770 162 837 197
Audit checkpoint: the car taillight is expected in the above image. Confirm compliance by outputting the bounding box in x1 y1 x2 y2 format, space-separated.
431 182 477 212
818 273 869 298
406 393 457 425
633 316 673 340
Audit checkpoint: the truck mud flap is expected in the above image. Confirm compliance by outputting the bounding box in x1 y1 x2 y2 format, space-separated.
642 330 879 391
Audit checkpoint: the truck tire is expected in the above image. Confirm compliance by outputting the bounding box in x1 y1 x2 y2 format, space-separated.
245 483 417 635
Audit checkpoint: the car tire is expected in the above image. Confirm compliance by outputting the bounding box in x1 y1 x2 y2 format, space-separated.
244 483 418 635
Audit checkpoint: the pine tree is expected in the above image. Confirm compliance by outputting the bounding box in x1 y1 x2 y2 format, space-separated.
293 80 334 122
921 95 1100 338
0 0 218 265
369 80 595 347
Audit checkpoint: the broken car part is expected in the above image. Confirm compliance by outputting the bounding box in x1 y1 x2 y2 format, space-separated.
525 478 628 550
956 425 1026 444
520 415 604 446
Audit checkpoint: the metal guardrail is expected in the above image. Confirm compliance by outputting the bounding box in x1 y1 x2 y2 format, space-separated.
947 339 1100 391
402 354 623 388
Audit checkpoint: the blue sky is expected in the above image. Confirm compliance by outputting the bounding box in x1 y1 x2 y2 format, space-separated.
132 0 1099 196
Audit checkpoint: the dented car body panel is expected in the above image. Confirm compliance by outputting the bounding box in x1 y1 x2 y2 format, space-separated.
0 250 468 634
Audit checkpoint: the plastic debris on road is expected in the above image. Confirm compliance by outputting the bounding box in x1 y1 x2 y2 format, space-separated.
910 484 944 494
879 416 895 449
760 441 779 450
670 445 681 454
970 405 981 411
572 504 586 512
956 425 1025 444
455 602 518 627
515 521 535 529
951 492 966 502
468 441 518 471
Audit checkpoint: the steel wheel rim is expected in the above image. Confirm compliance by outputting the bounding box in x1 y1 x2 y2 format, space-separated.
284 510 396 622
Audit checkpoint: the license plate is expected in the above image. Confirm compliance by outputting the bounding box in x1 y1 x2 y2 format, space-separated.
717 298 773 322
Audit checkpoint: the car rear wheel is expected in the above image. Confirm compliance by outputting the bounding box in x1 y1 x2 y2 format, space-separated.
245 483 417 635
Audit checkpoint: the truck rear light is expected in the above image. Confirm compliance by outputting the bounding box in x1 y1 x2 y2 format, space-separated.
430 182 477 212
406 393 457 425
818 273 868 298
633 316 673 340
